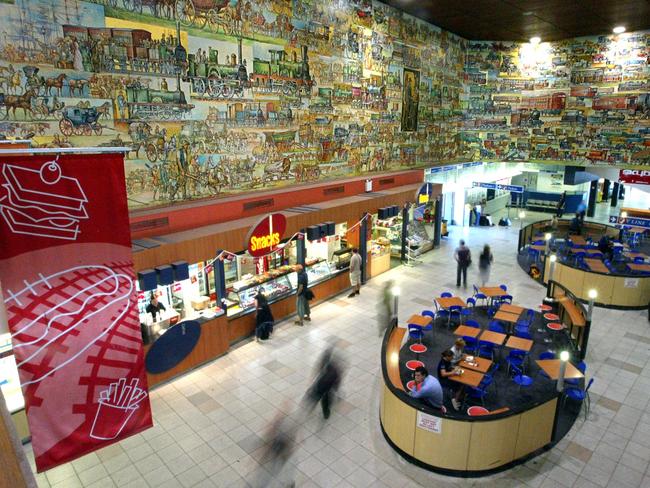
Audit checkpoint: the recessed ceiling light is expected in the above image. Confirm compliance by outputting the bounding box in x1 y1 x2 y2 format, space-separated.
613 26 626 34
530 36 541 45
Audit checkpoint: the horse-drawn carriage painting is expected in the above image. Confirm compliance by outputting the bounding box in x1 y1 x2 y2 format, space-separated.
0 0 648 209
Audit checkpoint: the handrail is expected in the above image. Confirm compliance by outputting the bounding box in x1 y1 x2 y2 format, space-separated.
546 279 591 360
517 218 621 253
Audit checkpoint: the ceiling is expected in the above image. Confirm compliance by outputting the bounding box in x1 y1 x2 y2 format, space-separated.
380 0 650 41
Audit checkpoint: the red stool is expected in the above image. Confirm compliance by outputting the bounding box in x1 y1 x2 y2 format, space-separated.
406 360 424 371
546 322 565 346
406 380 416 390
410 344 427 354
539 304 553 312
544 313 560 321
467 406 489 416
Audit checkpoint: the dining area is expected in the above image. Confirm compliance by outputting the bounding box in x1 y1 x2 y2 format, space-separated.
380 282 590 476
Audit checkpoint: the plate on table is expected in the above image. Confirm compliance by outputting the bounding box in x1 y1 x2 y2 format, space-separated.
465 356 474 361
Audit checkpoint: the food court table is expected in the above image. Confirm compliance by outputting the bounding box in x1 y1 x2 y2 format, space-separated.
448 368 484 388
436 297 467 309
627 263 650 273
535 360 585 380
494 310 520 323
480 286 507 298
408 314 433 327
459 355 492 373
584 258 609 274
499 304 525 315
479 330 507 346
570 236 588 246
453 325 480 338
505 336 534 352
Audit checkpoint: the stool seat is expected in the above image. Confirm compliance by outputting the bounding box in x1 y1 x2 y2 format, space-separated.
410 344 427 353
406 380 415 391
406 360 424 371
539 304 553 312
543 313 560 321
547 322 564 331
467 406 489 416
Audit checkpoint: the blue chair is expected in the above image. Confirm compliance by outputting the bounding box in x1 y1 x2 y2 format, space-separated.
467 385 489 405
499 284 508 292
421 310 435 332
634 256 645 264
463 336 478 354
449 305 462 327
465 319 481 329
528 247 540 263
500 294 513 305
488 321 505 333
434 301 450 326
511 365 533 391
408 324 424 343
478 340 495 359
514 329 532 340
506 350 526 375
473 285 488 306
461 298 476 323
441 292 452 298
563 378 594 420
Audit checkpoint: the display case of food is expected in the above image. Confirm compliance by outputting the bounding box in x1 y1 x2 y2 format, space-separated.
370 237 392 277
406 220 434 256
226 273 295 317
332 247 353 269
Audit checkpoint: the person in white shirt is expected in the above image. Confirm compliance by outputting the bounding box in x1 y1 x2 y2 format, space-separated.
348 248 362 298
450 338 465 365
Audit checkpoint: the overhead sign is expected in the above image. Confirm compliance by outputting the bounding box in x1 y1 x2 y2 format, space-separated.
0 155 152 472
246 213 287 257
608 215 650 229
619 169 650 185
416 182 435 204
472 182 524 193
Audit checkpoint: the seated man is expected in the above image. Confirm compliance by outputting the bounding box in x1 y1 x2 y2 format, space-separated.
438 349 465 411
597 235 613 260
569 215 581 235
409 366 443 410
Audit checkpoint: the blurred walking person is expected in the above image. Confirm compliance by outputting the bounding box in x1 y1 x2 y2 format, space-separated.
377 279 396 336
478 244 493 286
304 345 343 419
256 407 297 488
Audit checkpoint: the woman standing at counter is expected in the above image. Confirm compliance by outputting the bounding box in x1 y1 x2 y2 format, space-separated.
255 293 274 342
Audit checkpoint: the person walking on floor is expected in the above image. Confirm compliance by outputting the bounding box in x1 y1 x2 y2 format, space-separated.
556 191 566 217
294 264 310 326
454 239 471 288
304 345 342 419
257 405 298 488
478 244 493 287
348 247 362 298
377 279 395 336
254 292 274 342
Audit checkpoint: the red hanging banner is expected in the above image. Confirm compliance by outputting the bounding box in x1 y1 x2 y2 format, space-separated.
0 154 153 472
619 169 650 185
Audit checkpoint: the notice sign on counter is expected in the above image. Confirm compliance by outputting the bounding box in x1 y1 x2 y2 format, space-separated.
417 411 442 434
625 278 640 288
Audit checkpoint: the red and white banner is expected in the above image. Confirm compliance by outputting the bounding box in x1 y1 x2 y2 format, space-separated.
0 154 152 472
619 169 650 185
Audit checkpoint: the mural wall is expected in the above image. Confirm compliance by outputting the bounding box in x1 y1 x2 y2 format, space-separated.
0 1 647 211
462 35 650 167
0 0 466 209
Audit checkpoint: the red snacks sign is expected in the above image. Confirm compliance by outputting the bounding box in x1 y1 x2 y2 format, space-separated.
246 213 287 257
619 169 650 185
0 154 152 472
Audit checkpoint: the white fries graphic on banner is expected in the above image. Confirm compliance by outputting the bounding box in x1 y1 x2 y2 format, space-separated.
90 378 148 440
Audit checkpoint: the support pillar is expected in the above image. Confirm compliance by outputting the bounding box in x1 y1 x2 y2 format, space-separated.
359 213 368 284
587 180 598 218
611 182 619 207
602 179 610 201
433 196 442 247
400 204 409 262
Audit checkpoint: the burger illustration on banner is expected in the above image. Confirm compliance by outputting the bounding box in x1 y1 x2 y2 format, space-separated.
0 160 88 240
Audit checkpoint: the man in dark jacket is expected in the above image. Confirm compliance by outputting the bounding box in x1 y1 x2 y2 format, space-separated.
454 240 471 288
305 347 342 419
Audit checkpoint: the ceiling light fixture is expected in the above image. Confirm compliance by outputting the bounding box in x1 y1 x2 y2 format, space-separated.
613 26 626 34
530 36 541 45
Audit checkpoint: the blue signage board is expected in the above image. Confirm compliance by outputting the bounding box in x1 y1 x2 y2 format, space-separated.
608 215 650 229
472 182 524 193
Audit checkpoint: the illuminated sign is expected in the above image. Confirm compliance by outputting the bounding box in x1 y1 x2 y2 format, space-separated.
246 213 287 257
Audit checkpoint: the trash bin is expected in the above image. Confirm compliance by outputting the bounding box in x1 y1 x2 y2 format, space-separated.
441 219 448 237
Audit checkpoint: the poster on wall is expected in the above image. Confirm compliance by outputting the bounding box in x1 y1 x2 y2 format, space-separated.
401 68 420 131
0 154 153 472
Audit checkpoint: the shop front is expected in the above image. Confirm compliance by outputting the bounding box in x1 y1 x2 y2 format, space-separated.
133 183 434 388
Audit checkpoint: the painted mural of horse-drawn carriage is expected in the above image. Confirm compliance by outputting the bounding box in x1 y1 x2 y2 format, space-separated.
59 106 103 136
175 0 240 34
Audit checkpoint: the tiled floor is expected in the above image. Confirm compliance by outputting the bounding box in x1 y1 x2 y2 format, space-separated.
23 209 650 488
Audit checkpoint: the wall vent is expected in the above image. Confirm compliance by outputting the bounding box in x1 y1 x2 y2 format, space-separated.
130 217 169 232
379 178 395 185
323 186 345 195
243 198 274 211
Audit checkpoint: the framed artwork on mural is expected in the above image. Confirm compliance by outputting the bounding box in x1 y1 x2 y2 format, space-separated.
401 68 420 132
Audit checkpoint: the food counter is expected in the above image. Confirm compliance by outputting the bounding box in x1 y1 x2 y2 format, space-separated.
380 324 565 476
369 238 392 277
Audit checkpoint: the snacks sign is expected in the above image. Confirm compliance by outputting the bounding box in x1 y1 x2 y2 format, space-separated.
619 169 650 185
247 213 287 257
0 155 152 472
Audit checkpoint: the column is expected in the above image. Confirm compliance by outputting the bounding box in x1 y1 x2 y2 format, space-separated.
611 182 619 207
214 250 227 312
296 232 306 266
433 196 442 247
602 179 610 201
400 204 409 262
619 184 625 201
587 180 598 218
359 213 368 284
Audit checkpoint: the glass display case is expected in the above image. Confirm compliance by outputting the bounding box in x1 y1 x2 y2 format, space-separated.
332 247 353 269
0 333 23 414
226 273 294 317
